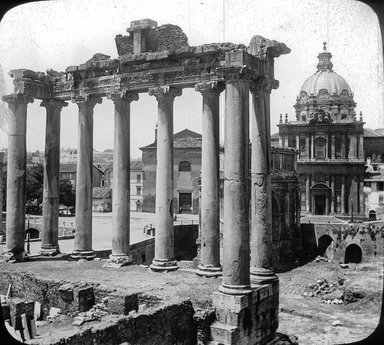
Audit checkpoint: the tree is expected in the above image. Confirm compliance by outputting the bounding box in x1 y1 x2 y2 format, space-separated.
59 179 76 208
26 163 44 204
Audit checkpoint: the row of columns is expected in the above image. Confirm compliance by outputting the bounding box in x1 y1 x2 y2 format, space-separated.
3 74 276 293
304 173 363 215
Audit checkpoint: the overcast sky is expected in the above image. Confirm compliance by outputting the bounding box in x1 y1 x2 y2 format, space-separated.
0 0 382 158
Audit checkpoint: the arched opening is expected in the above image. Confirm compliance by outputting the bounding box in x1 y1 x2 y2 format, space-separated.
317 235 333 260
369 210 377 221
345 244 362 264
178 160 191 172
25 228 40 239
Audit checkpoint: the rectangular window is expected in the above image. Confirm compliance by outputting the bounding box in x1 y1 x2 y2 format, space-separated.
379 195 384 204
378 182 384 191
137 174 141 183
136 186 142 196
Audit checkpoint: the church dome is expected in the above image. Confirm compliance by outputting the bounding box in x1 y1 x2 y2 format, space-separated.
294 43 356 123
300 70 352 97
299 43 353 97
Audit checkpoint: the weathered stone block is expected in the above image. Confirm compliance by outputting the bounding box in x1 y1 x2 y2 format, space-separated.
58 282 94 313
210 322 240 344
107 293 138 315
9 298 34 330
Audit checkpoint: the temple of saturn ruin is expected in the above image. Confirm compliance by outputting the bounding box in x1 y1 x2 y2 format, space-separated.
2 19 290 343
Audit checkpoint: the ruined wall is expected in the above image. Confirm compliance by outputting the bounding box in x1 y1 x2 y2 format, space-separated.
301 221 384 263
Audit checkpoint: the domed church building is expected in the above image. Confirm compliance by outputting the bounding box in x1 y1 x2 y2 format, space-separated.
278 43 365 217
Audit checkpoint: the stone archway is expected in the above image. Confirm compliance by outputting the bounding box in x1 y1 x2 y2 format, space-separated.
345 243 362 264
25 228 40 239
317 234 334 260
369 210 377 221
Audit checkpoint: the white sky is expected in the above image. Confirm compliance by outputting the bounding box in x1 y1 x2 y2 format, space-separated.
0 0 382 158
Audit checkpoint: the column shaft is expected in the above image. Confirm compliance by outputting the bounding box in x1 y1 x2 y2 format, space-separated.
250 87 277 284
220 78 252 294
331 134 335 159
0 153 4 238
109 93 138 265
3 94 33 261
41 100 67 255
341 175 346 214
330 175 335 214
195 82 222 277
72 96 101 259
149 86 181 272
306 174 311 213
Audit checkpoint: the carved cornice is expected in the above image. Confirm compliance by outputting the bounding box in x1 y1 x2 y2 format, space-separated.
148 86 182 103
194 81 224 94
219 66 258 82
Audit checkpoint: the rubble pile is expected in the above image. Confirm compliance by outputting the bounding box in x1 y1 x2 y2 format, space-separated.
303 277 345 304
73 299 109 326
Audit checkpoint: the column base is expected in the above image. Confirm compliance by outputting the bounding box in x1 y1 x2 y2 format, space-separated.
219 283 253 295
70 250 96 260
150 259 179 272
250 267 278 285
40 246 60 256
104 254 133 268
3 251 26 262
196 264 222 278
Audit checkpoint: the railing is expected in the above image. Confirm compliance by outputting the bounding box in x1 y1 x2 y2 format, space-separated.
143 219 197 236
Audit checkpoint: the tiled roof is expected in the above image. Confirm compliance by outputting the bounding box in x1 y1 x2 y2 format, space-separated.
140 128 202 149
364 128 384 137
92 187 112 199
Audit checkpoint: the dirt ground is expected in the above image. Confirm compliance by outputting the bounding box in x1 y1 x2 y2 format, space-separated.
1 257 383 344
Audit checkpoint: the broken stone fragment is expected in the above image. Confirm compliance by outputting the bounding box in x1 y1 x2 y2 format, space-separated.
73 316 85 326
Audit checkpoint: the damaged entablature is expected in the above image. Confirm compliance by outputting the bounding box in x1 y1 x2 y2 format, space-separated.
5 18 290 101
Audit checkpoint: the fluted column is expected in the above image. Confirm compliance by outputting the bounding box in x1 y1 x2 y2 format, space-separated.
149 86 182 272
108 92 139 266
40 99 68 256
220 71 252 295
195 81 223 277
3 94 33 261
250 77 278 284
306 174 311 214
71 96 102 259
341 175 346 214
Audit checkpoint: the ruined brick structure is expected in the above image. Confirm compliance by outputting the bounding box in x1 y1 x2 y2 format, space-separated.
2 18 290 344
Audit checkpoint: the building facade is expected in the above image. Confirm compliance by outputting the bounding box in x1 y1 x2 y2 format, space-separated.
140 128 201 214
278 44 366 217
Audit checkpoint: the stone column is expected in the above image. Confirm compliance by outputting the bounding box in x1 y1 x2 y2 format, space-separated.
148 86 182 272
108 92 139 266
305 134 310 159
250 79 278 284
330 175 335 215
40 99 68 256
341 175 346 214
331 134 335 159
71 96 102 259
349 134 356 159
195 81 223 277
359 134 364 160
341 134 346 159
306 174 311 214
311 134 314 159
3 94 33 261
325 136 329 159
0 152 4 240
219 71 253 295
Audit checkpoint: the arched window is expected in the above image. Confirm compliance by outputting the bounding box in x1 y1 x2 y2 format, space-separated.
178 161 191 172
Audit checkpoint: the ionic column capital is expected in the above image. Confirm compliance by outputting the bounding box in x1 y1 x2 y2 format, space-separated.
107 91 139 105
148 86 182 103
250 76 279 94
2 94 34 108
40 99 68 111
195 81 224 95
71 95 102 110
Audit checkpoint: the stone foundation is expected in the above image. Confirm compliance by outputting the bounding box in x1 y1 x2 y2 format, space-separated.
209 282 279 345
